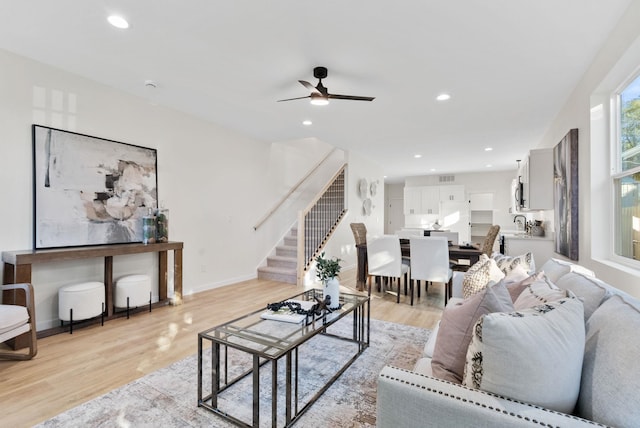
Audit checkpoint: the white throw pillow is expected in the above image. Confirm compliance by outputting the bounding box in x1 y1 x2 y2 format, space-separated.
462 296 585 414
503 264 530 283
486 256 506 284
493 252 535 275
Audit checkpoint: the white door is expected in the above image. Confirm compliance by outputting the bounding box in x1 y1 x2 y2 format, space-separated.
387 198 405 234
440 201 471 243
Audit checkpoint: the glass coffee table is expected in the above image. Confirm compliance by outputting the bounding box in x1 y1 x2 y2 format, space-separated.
197 289 370 427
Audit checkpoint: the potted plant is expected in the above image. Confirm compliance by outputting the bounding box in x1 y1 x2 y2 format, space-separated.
315 252 342 309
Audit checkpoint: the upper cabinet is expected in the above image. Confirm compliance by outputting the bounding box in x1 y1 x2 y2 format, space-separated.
420 186 441 214
403 185 465 215
519 148 553 210
439 185 465 203
404 187 422 214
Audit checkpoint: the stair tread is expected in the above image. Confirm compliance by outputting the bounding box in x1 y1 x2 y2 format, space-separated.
268 255 296 261
258 266 296 274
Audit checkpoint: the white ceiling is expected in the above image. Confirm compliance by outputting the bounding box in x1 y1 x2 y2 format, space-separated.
0 1 632 182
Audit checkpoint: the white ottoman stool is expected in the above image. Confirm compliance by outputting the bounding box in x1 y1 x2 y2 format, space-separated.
115 274 152 318
58 281 105 334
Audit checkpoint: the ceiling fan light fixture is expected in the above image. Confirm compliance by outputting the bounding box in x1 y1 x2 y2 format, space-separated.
310 95 329 106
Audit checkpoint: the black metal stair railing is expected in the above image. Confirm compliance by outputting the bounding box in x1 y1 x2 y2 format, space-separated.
297 167 347 283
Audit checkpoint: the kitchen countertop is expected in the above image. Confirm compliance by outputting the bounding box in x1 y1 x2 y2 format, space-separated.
501 230 554 241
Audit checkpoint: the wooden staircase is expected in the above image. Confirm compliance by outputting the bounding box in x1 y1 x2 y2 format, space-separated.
257 226 298 284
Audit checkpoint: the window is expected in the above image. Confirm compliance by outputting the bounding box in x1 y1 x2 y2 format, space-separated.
614 73 640 261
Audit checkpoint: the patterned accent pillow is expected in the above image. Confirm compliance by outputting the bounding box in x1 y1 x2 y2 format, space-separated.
513 277 565 310
504 271 545 303
493 252 535 275
462 259 491 299
462 296 585 414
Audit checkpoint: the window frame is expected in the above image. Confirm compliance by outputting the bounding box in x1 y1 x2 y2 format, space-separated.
609 70 640 268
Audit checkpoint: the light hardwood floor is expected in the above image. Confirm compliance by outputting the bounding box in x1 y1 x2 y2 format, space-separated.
0 268 445 427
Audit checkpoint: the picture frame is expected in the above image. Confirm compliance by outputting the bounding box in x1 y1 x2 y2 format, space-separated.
553 128 579 260
32 125 158 249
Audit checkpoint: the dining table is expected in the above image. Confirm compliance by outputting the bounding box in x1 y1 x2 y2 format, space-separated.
355 239 484 302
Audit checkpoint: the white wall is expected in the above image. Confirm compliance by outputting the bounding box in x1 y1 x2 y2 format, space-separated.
0 49 383 329
532 2 640 295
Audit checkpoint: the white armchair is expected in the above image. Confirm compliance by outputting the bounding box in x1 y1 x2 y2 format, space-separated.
0 283 37 360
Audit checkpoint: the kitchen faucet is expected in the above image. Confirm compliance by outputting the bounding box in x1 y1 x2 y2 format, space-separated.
513 215 527 232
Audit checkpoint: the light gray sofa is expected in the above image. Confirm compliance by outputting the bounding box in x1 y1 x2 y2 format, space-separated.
377 258 640 428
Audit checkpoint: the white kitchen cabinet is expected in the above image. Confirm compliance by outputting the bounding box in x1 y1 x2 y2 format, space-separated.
403 187 422 214
439 185 465 203
403 185 465 215
521 148 553 210
421 186 441 214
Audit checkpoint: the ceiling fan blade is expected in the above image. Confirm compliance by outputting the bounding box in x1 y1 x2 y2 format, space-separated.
328 94 375 101
277 95 311 102
299 80 322 95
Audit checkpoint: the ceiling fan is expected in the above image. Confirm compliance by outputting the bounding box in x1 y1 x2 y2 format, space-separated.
277 66 375 105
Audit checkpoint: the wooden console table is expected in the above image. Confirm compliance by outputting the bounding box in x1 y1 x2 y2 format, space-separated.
2 241 183 346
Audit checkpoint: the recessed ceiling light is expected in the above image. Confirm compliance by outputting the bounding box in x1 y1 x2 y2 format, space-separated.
302 120 312 126
484 147 493 151
107 15 129 29
414 154 422 159
430 168 436 172
436 93 451 101
486 164 493 168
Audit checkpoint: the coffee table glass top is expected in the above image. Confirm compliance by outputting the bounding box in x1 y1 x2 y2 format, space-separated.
199 289 368 359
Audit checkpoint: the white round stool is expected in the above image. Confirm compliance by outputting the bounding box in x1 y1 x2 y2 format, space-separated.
58 281 105 334
115 274 152 318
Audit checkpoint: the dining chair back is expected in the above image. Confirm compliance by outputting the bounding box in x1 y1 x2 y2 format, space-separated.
350 223 367 246
366 235 409 302
409 236 453 305
481 225 501 256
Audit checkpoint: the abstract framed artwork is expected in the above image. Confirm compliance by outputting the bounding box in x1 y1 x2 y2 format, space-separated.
553 128 579 260
32 125 158 249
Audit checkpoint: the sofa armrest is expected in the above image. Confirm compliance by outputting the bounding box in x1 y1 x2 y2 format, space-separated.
377 366 607 428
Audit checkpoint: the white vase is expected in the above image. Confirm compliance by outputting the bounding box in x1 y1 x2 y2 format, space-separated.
324 277 341 309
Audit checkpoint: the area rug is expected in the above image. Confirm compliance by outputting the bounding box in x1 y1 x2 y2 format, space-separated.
37 318 430 428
